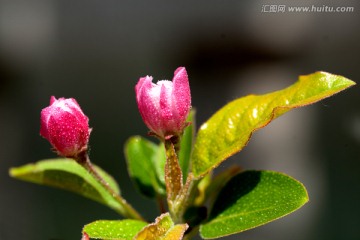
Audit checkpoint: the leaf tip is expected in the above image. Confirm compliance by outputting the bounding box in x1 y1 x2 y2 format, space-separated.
316 71 356 89
9 167 17 177
8 165 27 178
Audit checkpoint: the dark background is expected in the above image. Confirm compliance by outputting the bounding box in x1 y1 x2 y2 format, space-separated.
0 0 359 239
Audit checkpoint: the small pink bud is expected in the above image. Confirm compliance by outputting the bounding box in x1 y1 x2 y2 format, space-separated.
135 67 191 139
40 96 91 157
81 233 89 240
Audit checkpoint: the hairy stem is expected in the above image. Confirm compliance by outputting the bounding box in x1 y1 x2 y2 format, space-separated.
76 152 145 221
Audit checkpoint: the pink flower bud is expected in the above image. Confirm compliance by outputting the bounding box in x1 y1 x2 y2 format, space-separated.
81 233 89 240
135 67 191 139
40 96 91 157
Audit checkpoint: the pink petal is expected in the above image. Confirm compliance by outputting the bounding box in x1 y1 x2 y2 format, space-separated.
40 96 90 157
159 82 177 134
173 67 191 120
40 107 52 139
67 99 89 128
138 77 162 134
50 96 57 105
135 76 151 103
47 111 89 156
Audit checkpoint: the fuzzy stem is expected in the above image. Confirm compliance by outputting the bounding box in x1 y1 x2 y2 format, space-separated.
76 152 145 221
164 138 183 222
156 195 166 214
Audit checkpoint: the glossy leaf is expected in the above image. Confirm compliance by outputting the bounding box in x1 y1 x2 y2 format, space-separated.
204 165 241 207
178 109 196 182
9 158 123 212
200 171 308 239
125 136 166 198
134 212 188 240
192 72 355 177
154 144 166 189
83 219 147 240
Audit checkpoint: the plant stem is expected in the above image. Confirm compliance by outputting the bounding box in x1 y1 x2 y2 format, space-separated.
76 152 145 221
169 135 181 156
156 195 166 214
164 139 183 221
172 174 200 222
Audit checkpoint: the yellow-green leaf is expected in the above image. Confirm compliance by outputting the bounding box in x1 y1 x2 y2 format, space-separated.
162 224 188 240
134 213 174 240
9 158 124 213
134 212 188 240
192 72 355 177
83 219 147 240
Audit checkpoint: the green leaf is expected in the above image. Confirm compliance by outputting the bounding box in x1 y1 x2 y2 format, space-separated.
125 136 166 198
83 219 147 240
9 158 124 213
192 72 355 177
178 109 196 182
204 165 241 207
200 171 308 239
154 144 166 189
134 212 188 240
